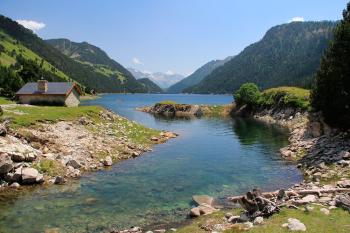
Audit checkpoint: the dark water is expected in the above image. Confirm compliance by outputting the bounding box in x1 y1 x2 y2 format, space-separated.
0 94 302 233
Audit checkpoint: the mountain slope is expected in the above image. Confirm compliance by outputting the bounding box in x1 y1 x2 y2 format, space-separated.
137 78 164 93
128 68 185 89
186 21 336 94
0 15 146 93
166 56 233 93
46 38 132 78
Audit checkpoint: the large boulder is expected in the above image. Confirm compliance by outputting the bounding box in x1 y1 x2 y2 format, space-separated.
10 152 26 162
190 204 217 217
66 159 81 169
0 155 13 174
21 167 39 184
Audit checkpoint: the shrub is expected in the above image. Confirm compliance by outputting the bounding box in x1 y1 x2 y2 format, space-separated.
260 87 310 110
234 83 261 107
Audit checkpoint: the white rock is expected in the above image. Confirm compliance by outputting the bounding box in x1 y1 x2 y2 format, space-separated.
103 156 113 166
243 222 253 229
35 173 44 183
21 167 39 184
10 182 20 188
302 194 317 203
284 218 306 231
320 208 330 215
228 215 240 223
305 205 314 212
253 216 264 225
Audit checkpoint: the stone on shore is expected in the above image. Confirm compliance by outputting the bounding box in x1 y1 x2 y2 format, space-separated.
282 218 306 231
320 208 330 215
0 158 14 174
103 156 113 166
21 167 39 184
54 176 66 185
66 159 81 169
293 195 317 205
10 182 20 188
253 216 264 225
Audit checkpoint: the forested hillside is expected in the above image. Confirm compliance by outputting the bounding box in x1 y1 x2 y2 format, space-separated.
166 56 233 93
137 78 164 93
185 21 336 94
0 15 147 95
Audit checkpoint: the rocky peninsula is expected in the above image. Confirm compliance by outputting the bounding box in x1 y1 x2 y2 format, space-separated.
0 102 177 190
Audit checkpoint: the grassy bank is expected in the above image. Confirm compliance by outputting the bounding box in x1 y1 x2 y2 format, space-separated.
0 97 14 105
177 205 350 233
259 87 310 110
2 105 103 127
235 84 311 111
1 103 161 146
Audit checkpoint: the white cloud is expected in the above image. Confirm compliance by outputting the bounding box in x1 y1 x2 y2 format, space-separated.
132 57 143 65
288 17 304 23
165 70 174 75
16 19 46 31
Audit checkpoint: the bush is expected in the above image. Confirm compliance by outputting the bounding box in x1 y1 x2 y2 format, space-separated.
311 3 350 128
234 83 261 107
260 87 310 110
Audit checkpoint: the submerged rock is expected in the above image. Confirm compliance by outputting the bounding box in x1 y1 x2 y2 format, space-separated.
192 195 214 206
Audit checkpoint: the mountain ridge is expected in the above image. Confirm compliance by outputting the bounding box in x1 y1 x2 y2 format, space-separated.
128 68 185 89
0 15 148 93
166 56 233 93
185 21 336 94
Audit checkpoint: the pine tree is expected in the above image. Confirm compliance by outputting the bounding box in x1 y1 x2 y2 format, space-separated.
311 2 350 128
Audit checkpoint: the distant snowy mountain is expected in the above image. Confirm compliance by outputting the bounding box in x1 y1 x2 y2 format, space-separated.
128 68 184 89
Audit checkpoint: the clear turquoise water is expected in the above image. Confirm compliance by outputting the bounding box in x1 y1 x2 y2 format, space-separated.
0 94 302 233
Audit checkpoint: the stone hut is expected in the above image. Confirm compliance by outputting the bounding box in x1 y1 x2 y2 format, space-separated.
16 80 82 107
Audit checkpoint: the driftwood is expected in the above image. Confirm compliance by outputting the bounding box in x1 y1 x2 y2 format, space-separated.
335 194 350 212
236 189 280 219
228 188 350 202
0 120 9 136
230 187 350 221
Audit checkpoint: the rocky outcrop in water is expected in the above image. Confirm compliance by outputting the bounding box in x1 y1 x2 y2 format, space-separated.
138 103 203 118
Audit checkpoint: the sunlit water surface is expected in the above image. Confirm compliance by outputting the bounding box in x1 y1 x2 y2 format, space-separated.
0 94 302 233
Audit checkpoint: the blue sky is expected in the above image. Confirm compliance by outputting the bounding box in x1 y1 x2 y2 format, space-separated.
0 0 347 76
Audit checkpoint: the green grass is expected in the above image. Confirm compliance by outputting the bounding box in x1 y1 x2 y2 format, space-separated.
2 104 160 146
201 104 231 117
0 30 70 81
110 117 160 146
0 97 14 105
34 159 66 176
77 61 127 83
259 87 311 110
157 100 178 105
2 105 103 128
177 205 350 233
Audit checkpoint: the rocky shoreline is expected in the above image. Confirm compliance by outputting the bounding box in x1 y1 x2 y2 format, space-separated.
0 107 177 190
172 106 350 232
